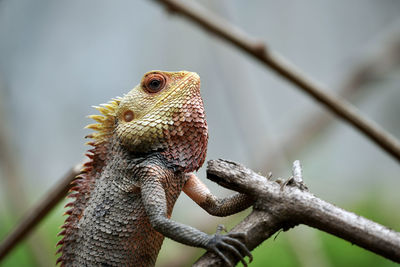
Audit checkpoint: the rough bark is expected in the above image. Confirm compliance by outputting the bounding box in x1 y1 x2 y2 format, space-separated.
193 159 400 266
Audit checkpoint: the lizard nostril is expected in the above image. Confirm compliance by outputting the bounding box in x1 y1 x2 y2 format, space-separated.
123 110 134 122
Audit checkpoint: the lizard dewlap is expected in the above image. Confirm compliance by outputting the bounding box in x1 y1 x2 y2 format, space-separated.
57 70 253 267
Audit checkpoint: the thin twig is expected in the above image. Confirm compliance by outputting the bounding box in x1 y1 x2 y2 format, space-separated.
291 160 302 183
193 159 400 266
298 26 400 149
0 165 80 261
261 29 400 171
2 1 400 262
154 0 400 163
0 89 52 265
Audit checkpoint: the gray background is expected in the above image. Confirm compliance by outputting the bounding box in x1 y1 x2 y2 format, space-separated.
0 0 399 266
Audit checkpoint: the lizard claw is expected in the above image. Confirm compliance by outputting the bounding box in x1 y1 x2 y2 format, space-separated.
206 226 252 266
216 224 228 234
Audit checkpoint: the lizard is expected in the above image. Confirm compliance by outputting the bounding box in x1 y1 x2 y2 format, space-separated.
56 70 254 266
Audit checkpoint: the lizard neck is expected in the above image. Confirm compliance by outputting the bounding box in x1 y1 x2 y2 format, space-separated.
115 90 208 173
160 96 209 173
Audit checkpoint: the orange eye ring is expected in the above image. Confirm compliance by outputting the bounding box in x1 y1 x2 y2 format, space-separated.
143 73 166 93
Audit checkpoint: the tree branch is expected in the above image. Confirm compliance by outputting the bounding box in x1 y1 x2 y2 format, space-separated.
0 87 53 265
0 165 80 261
193 159 400 266
261 24 400 171
154 0 400 163
2 1 400 262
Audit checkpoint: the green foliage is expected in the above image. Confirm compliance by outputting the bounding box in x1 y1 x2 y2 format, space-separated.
0 193 398 266
251 233 299 267
0 215 32 266
0 201 66 267
242 192 399 267
318 231 395 267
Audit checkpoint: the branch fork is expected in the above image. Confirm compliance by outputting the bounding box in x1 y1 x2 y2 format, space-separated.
194 159 400 266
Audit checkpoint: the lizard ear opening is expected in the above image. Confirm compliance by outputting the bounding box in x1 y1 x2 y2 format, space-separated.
123 110 134 122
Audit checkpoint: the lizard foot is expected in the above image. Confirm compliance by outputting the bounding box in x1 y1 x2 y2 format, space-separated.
206 225 253 266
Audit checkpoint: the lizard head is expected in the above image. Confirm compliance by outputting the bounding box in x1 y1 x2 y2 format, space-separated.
87 70 208 172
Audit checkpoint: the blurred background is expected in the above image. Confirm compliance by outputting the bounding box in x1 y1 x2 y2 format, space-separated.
0 0 400 266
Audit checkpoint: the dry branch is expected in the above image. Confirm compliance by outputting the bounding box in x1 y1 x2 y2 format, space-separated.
0 92 53 265
2 1 400 263
155 0 400 163
0 165 80 261
194 159 400 266
261 24 400 171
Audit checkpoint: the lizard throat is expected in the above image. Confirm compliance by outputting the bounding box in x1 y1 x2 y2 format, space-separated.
160 89 208 172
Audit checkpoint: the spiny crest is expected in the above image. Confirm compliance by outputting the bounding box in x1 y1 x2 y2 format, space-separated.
85 97 122 144
56 97 122 265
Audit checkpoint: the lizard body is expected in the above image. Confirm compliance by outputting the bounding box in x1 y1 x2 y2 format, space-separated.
57 71 253 266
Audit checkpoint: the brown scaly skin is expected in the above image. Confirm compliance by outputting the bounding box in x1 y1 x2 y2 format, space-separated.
57 71 254 266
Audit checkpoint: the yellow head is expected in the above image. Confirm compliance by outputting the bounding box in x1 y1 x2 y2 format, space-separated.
87 70 208 172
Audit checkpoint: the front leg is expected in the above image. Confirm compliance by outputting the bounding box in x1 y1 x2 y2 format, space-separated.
140 166 252 266
183 173 254 217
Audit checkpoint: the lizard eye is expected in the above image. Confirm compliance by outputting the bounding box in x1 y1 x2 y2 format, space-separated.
144 73 166 93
